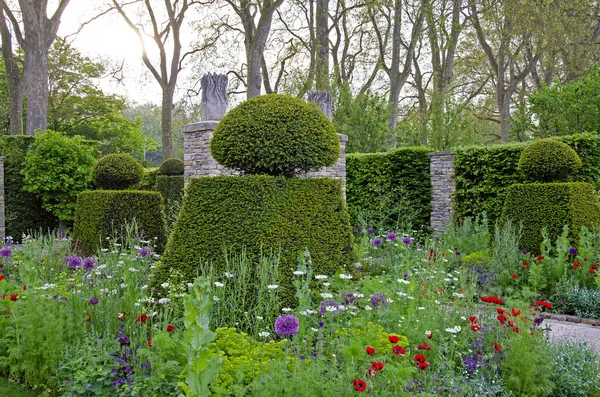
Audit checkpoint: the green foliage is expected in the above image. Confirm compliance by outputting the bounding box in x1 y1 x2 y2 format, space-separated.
210 94 339 176
136 167 160 191
550 341 600 397
22 131 97 222
566 288 600 319
73 190 167 253
152 175 356 306
518 140 582 182
502 182 600 253
346 147 432 232
453 133 600 225
156 175 184 230
158 158 184 175
0 136 57 240
92 153 144 190
461 251 492 267
0 377 37 397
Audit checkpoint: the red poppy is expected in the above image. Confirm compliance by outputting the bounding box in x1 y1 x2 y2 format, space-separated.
0 275 4 282
496 308 505 314
388 335 399 344
508 320 515 328
468 315 477 325
512 326 520 334
471 325 481 332
85 314 92 322
353 378 367 392
522 261 529 265
166 324 175 332
511 308 521 317
584 258 589 261
511 274 517 279
366 346 376 355
496 314 507 324
392 345 406 355
590 269 596 274
414 354 426 363
418 343 431 351
370 362 384 372
438 288 445 295
593 265 599 270
494 343 502 352
22 285 26 290
418 361 430 370
572 262 581 269
522 266 527 271
536 300 552 309
481 296 504 305
147 339 153 347
536 255 544 260
9 294 17 301
427 331 433 339
136 314 148 323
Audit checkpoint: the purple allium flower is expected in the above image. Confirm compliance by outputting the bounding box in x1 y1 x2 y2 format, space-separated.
568 247 578 255
0 246 12 257
403 273 409 279
373 237 383 247
83 257 96 271
319 300 340 315
119 334 130 347
387 232 397 241
88 297 99 305
401 236 413 245
274 314 299 335
521 249 528 255
367 227 374 235
67 255 83 268
370 292 387 308
137 247 152 257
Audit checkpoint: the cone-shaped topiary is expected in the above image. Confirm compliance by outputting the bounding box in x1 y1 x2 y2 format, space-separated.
158 158 184 176
209 94 339 176
518 139 582 182
93 153 144 190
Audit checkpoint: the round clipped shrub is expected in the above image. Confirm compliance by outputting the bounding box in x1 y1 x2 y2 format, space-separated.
158 158 184 176
93 153 144 190
518 140 582 182
209 94 339 176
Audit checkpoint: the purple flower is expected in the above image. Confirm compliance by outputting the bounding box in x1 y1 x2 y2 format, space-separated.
319 300 340 315
370 292 387 308
274 314 299 335
341 292 357 305
401 236 413 245
568 247 578 255
0 246 12 257
119 334 130 347
137 247 152 257
533 317 544 326
387 232 397 241
88 297 99 305
373 237 383 247
83 257 96 271
67 255 83 268
367 227 374 235
318 321 324 327
521 249 528 255
403 273 409 279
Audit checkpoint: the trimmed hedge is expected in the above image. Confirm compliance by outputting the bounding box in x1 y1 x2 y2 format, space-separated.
151 175 356 306
518 139 581 182
346 147 432 232
93 154 144 190
73 191 167 254
136 168 160 191
0 136 57 240
502 182 600 253
210 94 339 176
453 133 600 225
156 175 184 205
158 158 184 176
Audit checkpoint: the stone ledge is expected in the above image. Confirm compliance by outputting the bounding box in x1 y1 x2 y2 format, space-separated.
540 312 600 326
182 121 219 133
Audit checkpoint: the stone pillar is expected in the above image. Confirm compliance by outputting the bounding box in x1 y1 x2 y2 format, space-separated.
303 134 348 194
429 152 455 233
0 157 4 240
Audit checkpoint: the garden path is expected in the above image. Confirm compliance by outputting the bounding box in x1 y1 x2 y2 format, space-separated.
545 319 600 352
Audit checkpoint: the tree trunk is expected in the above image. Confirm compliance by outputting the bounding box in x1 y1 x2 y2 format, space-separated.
315 0 329 91
161 86 174 160
24 40 49 135
247 48 263 98
0 9 24 135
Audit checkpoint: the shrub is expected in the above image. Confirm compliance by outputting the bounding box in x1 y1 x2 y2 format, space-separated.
22 131 97 223
567 288 600 319
158 158 184 176
209 94 339 176
156 175 184 229
151 175 356 306
92 153 143 190
0 136 57 240
550 341 600 397
73 190 167 253
136 167 160 191
502 182 600 253
518 140 582 182
346 147 432 232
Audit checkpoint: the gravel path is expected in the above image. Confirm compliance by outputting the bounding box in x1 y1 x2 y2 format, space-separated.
545 319 600 352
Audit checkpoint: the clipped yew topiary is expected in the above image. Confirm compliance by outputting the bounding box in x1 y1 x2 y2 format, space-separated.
518 139 582 182
151 175 356 306
209 94 339 176
93 153 144 190
158 158 184 176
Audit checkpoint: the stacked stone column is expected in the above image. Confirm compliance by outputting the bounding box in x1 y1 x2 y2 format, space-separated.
429 152 455 233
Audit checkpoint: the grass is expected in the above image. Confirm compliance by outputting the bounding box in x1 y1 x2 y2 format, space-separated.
0 377 39 396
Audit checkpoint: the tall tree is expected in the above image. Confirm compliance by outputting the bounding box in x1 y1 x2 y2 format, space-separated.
315 0 329 90
112 0 198 160
0 0 71 135
0 5 24 134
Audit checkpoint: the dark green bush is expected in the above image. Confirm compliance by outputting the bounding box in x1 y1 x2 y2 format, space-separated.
92 153 143 190
0 136 57 240
518 140 581 182
151 175 356 305
73 190 167 253
158 158 184 176
209 94 339 176
136 168 160 191
156 175 184 229
502 182 600 253
346 147 432 232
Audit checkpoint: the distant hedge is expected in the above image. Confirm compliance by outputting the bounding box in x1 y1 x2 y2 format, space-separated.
151 175 356 306
73 191 167 254
136 168 160 191
346 147 432 232
453 133 600 225
502 182 600 253
0 136 57 240
156 175 184 229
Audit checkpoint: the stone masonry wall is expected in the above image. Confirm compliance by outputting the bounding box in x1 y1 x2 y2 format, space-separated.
429 152 455 233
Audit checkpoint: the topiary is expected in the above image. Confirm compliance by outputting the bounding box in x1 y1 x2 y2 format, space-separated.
158 158 184 176
209 94 339 176
518 139 582 182
93 153 144 190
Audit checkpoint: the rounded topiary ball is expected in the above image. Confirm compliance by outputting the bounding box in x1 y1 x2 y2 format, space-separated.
209 94 339 176
518 139 582 182
93 154 144 190
159 158 184 175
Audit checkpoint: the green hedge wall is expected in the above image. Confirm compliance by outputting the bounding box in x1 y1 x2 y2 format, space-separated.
453 133 600 225
156 175 184 206
151 175 356 306
346 147 432 232
502 182 600 253
73 190 167 254
0 136 57 240
136 168 160 191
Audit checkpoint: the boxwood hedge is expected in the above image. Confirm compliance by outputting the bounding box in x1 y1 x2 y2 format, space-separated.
151 175 356 306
